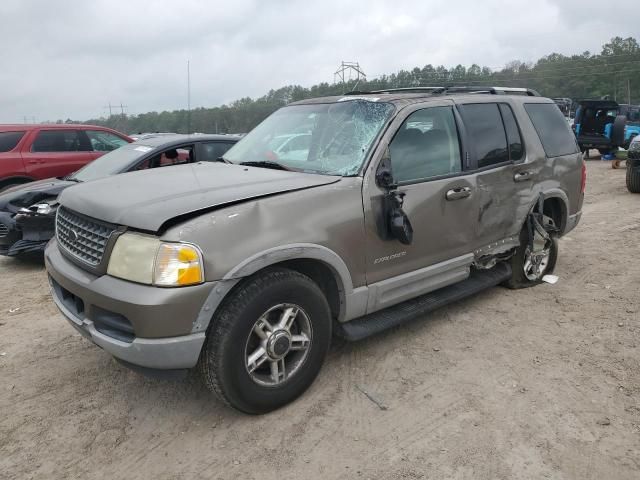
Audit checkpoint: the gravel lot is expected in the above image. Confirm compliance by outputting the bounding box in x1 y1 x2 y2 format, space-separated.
1 160 638 480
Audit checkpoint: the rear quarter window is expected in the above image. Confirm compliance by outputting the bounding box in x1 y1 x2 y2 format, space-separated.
0 131 25 152
525 103 579 158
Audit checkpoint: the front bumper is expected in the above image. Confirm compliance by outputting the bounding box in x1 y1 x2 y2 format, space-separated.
45 241 214 370
0 211 50 256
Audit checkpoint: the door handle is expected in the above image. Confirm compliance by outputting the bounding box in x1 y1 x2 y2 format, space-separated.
514 171 531 182
445 186 472 201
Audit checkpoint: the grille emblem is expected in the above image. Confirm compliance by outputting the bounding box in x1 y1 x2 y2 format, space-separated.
68 229 79 243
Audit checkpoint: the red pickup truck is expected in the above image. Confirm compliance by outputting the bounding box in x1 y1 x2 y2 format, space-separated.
0 124 132 191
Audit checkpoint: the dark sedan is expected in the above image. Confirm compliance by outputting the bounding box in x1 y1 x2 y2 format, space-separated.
0 134 239 256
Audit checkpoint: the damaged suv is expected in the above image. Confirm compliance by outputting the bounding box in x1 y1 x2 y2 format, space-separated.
45 86 584 414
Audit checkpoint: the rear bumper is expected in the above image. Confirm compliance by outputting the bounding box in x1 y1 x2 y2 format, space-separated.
45 241 214 370
564 211 582 235
577 134 611 149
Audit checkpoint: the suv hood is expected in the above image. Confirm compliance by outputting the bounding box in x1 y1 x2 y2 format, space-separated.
58 162 340 232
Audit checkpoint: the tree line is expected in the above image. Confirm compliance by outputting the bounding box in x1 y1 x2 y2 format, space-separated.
74 36 639 135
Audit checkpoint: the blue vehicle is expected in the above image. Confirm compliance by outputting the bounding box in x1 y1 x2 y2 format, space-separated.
573 99 634 154
618 104 640 147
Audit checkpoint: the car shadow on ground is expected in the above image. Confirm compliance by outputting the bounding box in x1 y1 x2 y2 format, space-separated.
65 286 499 420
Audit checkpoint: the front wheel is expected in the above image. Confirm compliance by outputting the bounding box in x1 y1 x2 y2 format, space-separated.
199 268 332 414
504 224 558 289
627 163 640 193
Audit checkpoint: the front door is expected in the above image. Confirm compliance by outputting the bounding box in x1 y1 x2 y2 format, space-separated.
362 102 479 310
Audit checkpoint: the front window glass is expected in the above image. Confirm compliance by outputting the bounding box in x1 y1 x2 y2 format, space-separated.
86 130 129 151
224 100 395 175
389 106 462 182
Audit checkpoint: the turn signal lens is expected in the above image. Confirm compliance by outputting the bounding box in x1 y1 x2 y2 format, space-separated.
154 243 204 286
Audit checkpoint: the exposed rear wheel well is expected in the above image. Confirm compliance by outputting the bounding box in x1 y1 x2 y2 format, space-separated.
540 196 566 232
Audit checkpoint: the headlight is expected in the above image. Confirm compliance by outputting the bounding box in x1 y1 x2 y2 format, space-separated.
18 202 57 216
106 232 204 287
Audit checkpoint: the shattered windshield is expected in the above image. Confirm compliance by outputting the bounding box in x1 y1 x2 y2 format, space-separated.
224 100 395 176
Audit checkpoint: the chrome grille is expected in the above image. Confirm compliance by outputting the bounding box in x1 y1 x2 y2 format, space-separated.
0 223 8 238
629 148 640 160
56 207 115 266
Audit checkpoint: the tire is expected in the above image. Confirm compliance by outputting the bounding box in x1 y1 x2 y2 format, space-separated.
611 115 626 148
504 226 558 289
199 267 332 414
627 164 640 193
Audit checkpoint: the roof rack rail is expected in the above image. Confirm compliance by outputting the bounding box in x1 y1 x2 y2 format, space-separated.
345 86 540 97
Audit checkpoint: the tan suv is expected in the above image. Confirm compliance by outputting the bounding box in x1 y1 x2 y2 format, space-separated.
45 86 585 414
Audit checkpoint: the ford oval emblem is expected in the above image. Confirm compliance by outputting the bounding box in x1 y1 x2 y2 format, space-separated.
68 229 79 243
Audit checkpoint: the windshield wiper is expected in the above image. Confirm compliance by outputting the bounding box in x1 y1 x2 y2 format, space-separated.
239 160 292 171
215 156 231 164
61 176 80 183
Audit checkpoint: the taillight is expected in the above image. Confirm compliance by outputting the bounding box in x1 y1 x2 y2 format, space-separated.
581 161 587 194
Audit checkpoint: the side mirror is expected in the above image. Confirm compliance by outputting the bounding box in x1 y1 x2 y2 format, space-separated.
389 193 413 245
375 146 413 245
376 146 396 189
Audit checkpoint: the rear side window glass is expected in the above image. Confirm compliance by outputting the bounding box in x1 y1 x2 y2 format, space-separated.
499 104 524 161
199 142 236 162
0 131 25 152
32 130 86 152
525 103 579 157
459 104 509 168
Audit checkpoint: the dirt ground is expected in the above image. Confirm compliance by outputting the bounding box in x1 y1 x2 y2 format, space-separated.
0 160 638 480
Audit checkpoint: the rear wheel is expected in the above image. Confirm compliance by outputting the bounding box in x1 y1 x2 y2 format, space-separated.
504 222 558 289
627 164 640 193
199 268 332 414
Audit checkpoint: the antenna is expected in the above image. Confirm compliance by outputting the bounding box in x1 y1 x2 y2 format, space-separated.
187 60 191 135
334 61 367 93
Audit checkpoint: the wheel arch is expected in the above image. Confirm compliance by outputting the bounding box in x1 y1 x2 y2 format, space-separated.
192 244 359 335
526 189 569 234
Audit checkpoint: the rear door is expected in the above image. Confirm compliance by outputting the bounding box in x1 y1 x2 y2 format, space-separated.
456 101 531 249
22 129 95 179
0 130 28 180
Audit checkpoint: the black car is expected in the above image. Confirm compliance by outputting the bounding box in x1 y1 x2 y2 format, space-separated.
573 99 628 155
0 134 239 256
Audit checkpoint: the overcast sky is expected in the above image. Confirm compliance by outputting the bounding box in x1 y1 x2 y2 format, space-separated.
0 0 636 123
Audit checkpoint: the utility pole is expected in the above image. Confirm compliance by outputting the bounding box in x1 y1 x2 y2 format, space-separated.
119 103 127 116
334 61 366 93
628 78 632 105
187 60 191 135
103 102 113 117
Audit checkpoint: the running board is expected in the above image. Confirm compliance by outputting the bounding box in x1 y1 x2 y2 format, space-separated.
336 263 512 341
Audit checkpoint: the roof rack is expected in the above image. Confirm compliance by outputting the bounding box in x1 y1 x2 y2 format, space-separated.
345 86 540 97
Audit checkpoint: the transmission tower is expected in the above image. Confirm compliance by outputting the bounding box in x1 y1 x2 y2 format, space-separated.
334 61 367 92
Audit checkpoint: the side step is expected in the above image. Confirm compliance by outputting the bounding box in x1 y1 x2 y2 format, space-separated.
336 263 512 341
